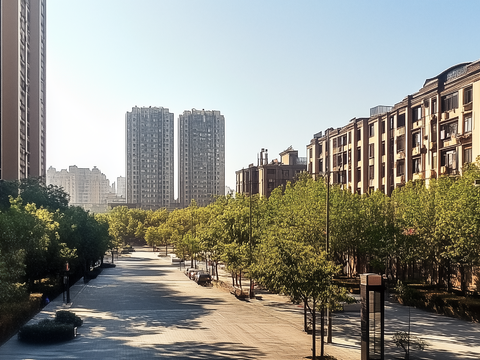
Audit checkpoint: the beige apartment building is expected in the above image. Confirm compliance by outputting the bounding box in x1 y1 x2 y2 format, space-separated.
0 0 46 180
47 165 118 212
236 147 306 198
308 60 480 195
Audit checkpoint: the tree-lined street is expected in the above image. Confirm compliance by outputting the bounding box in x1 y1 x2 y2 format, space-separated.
1 248 480 359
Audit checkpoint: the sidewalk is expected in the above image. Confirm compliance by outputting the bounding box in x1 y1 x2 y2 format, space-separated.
2 248 479 359
0 248 313 360
204 257 480 359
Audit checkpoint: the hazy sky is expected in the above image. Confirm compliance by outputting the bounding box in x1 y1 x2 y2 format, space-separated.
47 0 480 192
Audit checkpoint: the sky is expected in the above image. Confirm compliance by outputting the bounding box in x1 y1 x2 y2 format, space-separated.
47 0 480 193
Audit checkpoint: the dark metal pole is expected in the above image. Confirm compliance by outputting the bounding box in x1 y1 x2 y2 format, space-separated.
326 131 333 343
249 173 255 299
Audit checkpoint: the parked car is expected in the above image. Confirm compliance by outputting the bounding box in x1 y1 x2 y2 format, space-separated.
188 269 201 280
184 267 195 276
196 273 212 286
193 270 206 282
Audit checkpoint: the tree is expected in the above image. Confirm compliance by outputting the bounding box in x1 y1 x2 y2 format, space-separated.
253 239 348 359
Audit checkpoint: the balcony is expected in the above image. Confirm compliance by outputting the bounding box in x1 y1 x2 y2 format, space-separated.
412 120 423 130
397 151 405 160
412 172 424 181
412 146 421 156
396 127 406 136
443 137 458 148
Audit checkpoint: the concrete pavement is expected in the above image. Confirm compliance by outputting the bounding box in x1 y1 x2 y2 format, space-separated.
1 247 480 359
0 248 314 360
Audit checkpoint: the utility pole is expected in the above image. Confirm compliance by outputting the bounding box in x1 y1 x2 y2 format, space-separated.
326 130 332 343
249 171 255 299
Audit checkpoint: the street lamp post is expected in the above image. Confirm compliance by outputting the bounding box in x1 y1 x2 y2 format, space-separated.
249 171 255 299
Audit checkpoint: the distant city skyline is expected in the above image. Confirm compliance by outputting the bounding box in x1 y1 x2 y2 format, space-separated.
46 1 480 189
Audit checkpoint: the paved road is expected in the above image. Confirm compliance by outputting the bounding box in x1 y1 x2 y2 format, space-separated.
0 248 314 360
2 247 480 359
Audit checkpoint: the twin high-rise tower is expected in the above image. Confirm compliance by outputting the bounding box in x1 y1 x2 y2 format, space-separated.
126 107 225 209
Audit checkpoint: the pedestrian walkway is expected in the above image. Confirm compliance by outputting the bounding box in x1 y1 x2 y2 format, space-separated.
1 247 480 359
0 248 313 360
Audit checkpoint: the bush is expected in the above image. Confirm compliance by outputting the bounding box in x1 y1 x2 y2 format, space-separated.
18 319 76 343
17 310 82 344
55 310 83 328
395 280 424 306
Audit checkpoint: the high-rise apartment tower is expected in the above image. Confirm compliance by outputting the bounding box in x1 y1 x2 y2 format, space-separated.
0 0 47 180
178 109 225 207
126 106 174 209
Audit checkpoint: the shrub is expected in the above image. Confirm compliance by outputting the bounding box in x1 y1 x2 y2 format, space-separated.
18 319 75 343
395 280 424 306
55 310 83 328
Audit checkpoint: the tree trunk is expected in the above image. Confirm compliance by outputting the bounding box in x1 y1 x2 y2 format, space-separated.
165 244 168 256
460 265 466 295
447 260 452 293
231 272 235 287
312 299 317 360
239 270 242 290
304 299 308 332
327 308 332 343
320 306 324 358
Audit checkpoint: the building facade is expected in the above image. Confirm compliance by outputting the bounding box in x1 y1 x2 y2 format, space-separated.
125 106 174 209
0 0 46 180
46 165 116 212
308 60 480 195
236 147 307 197
178 109 225 207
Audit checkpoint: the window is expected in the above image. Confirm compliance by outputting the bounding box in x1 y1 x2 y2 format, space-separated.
357 167 361 180
441 150 457 170
357 128 362 141
397 135 405 152
381 141 385 156
369 143 375 158
464 86 473 104
412 106 422 121
369 165 374 180
389 116 394 130
357 147 361 161
381 121 386 134
319 159 323 173
397 160 405 176
369 124 375 138
440 121 458 140
412 132 421 148
442 92 459 112
397 113 405 128
432 98 438 114
464 115 472 133
431 123 437 140
464 147 472 164
381 163 385 178
412 157 421 174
